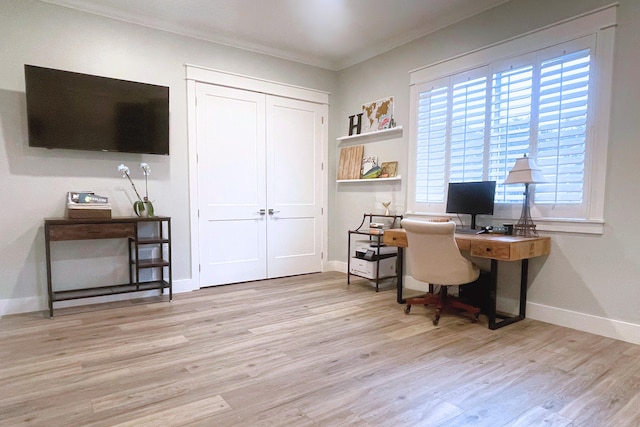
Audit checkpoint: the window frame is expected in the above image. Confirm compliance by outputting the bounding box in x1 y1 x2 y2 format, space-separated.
407 6 617 234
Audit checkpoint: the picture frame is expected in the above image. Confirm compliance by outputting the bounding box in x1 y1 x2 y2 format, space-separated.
380 161 398 178
361 96 394 133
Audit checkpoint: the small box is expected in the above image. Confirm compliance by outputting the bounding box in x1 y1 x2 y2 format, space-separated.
66 204 112 219
349 256 396 280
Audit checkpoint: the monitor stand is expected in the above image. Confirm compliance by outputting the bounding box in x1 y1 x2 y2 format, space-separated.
469 214 478 230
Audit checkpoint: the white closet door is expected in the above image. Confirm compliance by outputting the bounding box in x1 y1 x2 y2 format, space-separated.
195 83 324 286
196 84 267 286
265 96 323 277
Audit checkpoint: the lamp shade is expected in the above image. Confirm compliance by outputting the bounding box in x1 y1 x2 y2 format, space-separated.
503 155 546 184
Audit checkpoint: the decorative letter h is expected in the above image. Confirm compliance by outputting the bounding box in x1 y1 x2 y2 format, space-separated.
348 113 363 136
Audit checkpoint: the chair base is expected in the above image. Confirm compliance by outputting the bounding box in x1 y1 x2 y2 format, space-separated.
404 286 480 326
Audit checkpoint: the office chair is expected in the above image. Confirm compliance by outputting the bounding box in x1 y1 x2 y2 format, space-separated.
401 218 481 326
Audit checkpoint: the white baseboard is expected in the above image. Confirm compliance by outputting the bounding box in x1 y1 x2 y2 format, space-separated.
0 278 196 318
328 260 347 274
0 296 43 317
527 302 640 346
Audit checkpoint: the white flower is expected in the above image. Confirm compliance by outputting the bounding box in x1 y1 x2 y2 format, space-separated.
118 163 130 178
140 163 151 176
117 163 142 202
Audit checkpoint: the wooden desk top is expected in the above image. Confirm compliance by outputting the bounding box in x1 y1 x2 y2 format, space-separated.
383 228 550 261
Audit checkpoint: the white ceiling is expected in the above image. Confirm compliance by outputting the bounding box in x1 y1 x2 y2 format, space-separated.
41 0 510 70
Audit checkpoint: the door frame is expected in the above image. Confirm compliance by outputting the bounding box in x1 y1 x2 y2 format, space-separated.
186 64 330 290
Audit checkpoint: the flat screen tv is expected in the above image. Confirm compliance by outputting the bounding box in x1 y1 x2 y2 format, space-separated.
446 181 496 229
24 65 169 155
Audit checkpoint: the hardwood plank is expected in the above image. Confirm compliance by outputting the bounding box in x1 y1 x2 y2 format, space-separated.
0 272 638 426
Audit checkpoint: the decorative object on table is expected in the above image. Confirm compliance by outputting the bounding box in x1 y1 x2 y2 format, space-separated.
337 145 364 180
382 201 391 216
361 96 394 133
66 191 111 219
361 156 378 178
503 154 546 237
348 112 363 136
380 161 398 178
362 165 382 179
118 163 155 217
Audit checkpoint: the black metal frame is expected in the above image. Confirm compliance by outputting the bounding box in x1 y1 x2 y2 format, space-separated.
347 213 402 291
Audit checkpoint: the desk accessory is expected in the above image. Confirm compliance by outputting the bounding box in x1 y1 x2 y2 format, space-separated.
503 155 546 237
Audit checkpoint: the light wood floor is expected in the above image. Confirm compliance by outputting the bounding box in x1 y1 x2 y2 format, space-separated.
1 272 639 426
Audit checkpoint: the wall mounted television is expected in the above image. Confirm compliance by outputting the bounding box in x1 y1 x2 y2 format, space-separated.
446 180 497 230
24 65 169 155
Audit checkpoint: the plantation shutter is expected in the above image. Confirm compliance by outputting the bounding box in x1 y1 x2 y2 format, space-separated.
535 49 591 204
415 85 448 203
449 76 487 183
489 65 534 203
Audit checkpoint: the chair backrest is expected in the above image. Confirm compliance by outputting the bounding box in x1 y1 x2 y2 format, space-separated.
400 219 479 286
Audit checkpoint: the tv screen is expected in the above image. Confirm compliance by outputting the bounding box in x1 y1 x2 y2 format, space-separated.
25 65 169 155
446 181 496 229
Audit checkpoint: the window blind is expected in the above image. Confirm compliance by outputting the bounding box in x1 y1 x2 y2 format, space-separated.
413 48 591 209
536 49 590 204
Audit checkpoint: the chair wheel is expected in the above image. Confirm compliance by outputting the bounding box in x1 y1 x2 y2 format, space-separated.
433 315 440 326
404 305 411 315
472 313 480 323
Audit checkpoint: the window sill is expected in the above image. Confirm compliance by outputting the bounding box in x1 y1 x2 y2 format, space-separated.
530 218 604 235
404 212 604 235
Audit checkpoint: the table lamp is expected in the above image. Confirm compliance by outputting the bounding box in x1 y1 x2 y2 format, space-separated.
503 154 546 237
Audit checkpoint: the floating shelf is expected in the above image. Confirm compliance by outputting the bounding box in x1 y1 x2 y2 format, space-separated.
337 176 401 183
337 126 403 143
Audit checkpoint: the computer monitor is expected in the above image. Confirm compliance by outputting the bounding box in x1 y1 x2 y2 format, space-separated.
446 181 497 229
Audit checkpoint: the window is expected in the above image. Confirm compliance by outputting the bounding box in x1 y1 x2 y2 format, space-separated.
408 7 616 233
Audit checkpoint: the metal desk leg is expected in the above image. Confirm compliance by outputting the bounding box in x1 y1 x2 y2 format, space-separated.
488 258 529 330
519 259 529 319
396 247 405 304
347 232 351 285
45 225 54 319
488 259 498 329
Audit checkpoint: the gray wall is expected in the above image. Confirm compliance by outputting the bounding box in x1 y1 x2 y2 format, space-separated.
330 0 640 342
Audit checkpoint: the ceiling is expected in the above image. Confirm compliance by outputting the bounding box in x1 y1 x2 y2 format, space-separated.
41 0 510 70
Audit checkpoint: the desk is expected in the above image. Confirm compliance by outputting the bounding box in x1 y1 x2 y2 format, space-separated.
383 229 550 329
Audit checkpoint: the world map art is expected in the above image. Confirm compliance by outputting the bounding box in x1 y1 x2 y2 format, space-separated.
362 97 393 133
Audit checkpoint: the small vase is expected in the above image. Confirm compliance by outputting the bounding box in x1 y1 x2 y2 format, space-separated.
134 199 154 217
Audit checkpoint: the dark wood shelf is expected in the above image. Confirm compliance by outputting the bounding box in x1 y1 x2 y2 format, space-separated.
53 280 170 301
136 258 170 268
137 238 170 245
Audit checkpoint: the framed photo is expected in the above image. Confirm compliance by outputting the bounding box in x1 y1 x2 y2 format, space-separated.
380 161 398 178
362 96 394 133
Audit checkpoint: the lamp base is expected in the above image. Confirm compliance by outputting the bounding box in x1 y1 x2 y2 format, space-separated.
513 183 539 237
514 223 539 237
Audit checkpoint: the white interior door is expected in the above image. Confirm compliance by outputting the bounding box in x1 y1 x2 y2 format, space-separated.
196 83 324 287
266 96 323 277
196 84 267 286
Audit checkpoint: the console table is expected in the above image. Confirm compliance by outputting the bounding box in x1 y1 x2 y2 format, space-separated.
383 228 550 329
44 216 172 317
